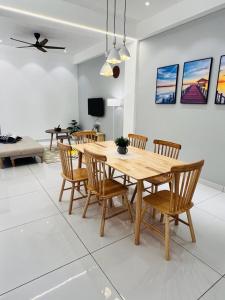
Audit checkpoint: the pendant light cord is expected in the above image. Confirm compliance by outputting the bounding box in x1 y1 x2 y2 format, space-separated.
123 0 127 45
113 0 117 48
105 0 109 55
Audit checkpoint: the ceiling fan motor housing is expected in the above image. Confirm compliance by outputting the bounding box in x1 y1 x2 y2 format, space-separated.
34 32 40 41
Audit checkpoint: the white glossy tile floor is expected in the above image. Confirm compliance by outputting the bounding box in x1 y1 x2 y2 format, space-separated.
0 161 225 300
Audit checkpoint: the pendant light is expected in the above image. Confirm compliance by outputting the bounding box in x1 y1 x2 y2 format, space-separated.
107 0 121 65
119 0 131 61
100 0 113 77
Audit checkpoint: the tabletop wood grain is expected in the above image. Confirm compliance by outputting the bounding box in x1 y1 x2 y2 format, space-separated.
73 141 184 180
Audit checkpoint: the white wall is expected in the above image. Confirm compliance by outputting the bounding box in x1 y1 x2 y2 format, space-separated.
123 41 138 136
0 45 78 140
78 55 124 140
135 9 225 185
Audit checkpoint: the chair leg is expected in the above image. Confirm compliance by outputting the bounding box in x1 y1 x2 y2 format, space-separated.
186 210 196 243
152 209 156 219
123 175 127 186
151 184 154 193
68 183 75 215
108 166 112 178
83 180 88 195
111 168 115 177
152 185 158 219
124 194 133 223
130 185 137 204
175 214 179 226
97 195 101 205
160 214 164 223
108 198 113 208
59 179 66 202
100 200 107 237
165 214 170 260
82 191 91 218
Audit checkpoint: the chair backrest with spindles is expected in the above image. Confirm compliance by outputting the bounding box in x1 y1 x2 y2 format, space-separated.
72 131 97 144
169 160 204 213
58 142 74 180
153 139 181 159
84 149 107 196
128 133 148 150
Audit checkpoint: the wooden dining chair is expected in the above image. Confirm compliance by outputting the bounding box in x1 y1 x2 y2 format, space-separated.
82 149 133 237
131 139 181 204
126 133 148 185
72 130 97 144
58 142 88 214
128 133 148 150
72 130 97 166
141 160 204 260
113 133 148 185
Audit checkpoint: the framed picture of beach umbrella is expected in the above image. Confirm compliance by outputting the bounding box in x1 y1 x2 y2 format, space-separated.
155 64 179 104
215 55 225 104
181 57 213 104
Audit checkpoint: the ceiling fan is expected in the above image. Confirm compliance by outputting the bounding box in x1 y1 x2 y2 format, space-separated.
10 33 66 53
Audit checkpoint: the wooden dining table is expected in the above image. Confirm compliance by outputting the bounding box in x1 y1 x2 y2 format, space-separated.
73 141 184 245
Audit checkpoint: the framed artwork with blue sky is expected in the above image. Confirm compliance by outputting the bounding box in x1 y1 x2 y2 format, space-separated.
181 57 213 104
155 64 179 104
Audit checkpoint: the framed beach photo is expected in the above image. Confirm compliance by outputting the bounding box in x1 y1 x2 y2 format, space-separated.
215 55 225 104
181 57 213 104
155 64 179 104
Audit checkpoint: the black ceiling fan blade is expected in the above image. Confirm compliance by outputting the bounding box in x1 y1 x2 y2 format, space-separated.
43 46 65 50
16 46 34 48
10 38 33 45
37 46 47 53
39 38 48 46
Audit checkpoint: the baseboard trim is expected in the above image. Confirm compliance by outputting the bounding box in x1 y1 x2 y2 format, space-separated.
199 178 224 192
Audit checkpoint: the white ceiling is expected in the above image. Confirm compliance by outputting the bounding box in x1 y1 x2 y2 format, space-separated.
63 0 182 22
0 15 103 56
0 0 225 60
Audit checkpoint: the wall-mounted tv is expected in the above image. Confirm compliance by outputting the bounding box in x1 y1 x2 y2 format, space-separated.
88 98 105 117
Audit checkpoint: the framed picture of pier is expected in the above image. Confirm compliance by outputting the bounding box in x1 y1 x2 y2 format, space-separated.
181 57 213 104
155 64 179 104
215 55 225 104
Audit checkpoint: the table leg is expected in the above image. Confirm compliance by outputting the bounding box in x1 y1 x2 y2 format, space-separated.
134 180 143 245
50 133 54 151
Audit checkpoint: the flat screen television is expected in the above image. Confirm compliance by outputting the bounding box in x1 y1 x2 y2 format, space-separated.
88 98 104 117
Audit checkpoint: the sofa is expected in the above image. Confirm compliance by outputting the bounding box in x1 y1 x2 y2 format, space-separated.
0 136 44 168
